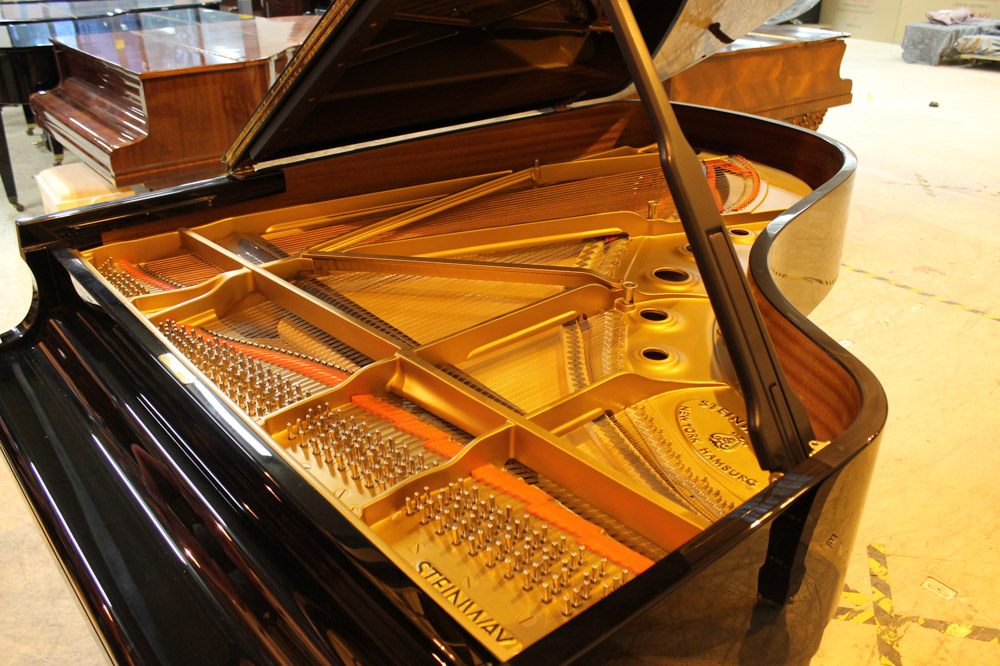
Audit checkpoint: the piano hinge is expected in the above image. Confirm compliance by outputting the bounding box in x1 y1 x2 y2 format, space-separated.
230 163 257 178
808 440 831 454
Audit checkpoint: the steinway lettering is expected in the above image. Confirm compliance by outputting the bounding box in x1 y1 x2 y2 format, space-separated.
697 448 758 488
698 400 750 433
417 561 519 646
677 405 702 446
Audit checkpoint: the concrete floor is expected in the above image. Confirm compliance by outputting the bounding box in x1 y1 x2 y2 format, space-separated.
0 37 997 665
809 40 1000 666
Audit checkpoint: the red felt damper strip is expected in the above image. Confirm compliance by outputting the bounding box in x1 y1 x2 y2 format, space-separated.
578 533 654 573
351 395 464 458
116 259 177 291
470 465 552 505
181 324 347 386
527 502 601 539
422 438 463 458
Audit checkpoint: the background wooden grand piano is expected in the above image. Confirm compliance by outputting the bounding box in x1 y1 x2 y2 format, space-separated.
0 0 220 23
30 20 851 197
30 12 319 190
665 24 853 131
0 2 225 209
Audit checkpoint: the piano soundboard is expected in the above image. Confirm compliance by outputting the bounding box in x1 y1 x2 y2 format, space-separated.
82 147 812 659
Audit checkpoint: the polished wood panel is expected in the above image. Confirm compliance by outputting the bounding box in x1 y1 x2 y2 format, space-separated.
0 6 230 208
263 0 320 17
31 15 319 188
0 0 220 24
665 26 853 130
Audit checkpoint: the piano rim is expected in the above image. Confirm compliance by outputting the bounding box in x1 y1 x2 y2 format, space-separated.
0 102 888 665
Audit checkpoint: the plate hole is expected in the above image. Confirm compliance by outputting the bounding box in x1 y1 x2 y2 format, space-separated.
641 348 670 361
653 268 689 283
639 309 669 322
729 228 752 237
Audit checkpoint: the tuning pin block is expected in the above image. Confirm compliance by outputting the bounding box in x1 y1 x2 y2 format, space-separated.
387 467 655 634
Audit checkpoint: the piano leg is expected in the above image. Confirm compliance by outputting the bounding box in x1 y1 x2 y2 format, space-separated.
0 112 23 212
47 134 63 166
22 105 35 136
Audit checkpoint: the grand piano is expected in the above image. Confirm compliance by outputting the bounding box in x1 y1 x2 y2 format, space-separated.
0 2 225 209
30 12 319 189
666 24 853 130
27 16 854 198
0 0 220 23
0 1 886 664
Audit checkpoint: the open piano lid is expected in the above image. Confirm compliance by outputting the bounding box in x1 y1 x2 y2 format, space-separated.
225 0 794 173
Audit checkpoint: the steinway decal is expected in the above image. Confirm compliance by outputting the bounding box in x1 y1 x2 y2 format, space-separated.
695 448 758 488
709 432 744 451
417 561 519 647
677 400 758 488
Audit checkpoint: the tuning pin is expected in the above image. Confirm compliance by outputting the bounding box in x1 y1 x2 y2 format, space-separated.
562 595 573 617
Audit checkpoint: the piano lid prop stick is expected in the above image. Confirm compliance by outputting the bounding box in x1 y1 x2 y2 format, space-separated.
599 0 815 472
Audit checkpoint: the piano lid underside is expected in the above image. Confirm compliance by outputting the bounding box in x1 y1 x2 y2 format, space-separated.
80 146 818 659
